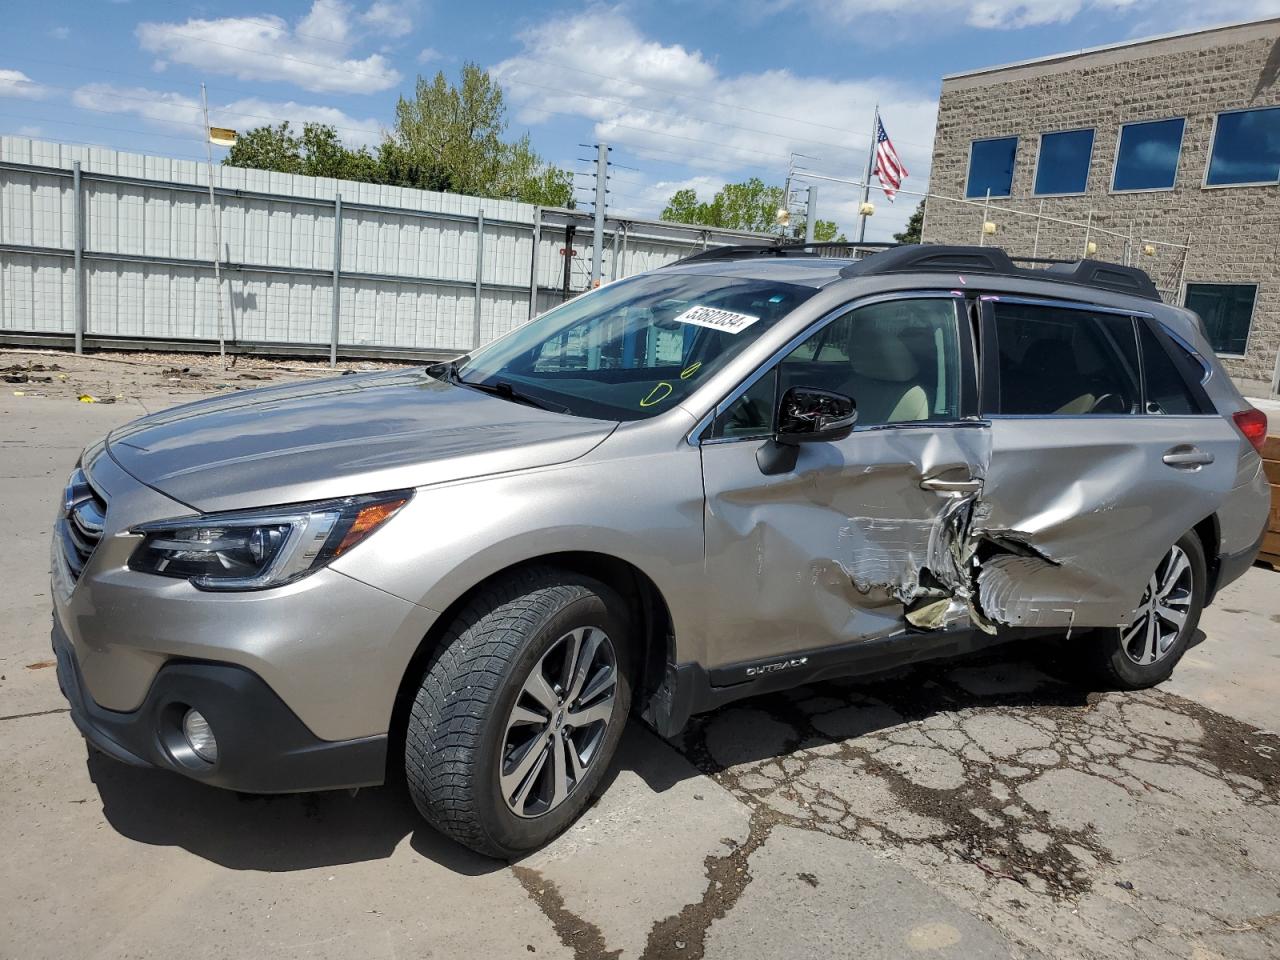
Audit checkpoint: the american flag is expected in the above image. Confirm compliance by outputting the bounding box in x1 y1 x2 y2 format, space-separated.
872 115 907 202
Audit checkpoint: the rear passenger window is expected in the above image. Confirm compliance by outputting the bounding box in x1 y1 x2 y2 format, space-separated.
1138 324 1207 415
990 301 1140 415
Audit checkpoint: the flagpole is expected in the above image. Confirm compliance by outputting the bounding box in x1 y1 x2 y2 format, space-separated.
200 82 228 369
856 104 878 244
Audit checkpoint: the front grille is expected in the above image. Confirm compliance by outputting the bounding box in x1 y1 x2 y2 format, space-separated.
58 468 107 581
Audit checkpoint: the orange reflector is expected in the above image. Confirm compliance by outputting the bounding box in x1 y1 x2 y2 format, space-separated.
334 498 408 556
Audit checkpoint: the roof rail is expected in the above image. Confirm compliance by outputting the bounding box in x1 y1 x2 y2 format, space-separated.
667 240 897 267
838 245 1160 301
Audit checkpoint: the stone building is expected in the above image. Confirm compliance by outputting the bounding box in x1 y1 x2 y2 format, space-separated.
922 17 1280 395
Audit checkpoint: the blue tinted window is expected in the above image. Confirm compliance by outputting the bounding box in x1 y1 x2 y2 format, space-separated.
1207 108 1280 186
966 137 1018 198
1184 283 1256 355
1034 129 1094 195
1112 118 1184 191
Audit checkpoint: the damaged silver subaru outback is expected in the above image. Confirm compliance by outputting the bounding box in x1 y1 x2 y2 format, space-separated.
52 244 1271 857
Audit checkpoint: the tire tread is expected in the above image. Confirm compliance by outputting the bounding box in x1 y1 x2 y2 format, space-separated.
403 566 612 856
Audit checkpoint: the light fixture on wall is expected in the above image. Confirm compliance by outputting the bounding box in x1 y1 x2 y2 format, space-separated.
982 221 997 235
1143 243 1157 256
1086 241 1098 255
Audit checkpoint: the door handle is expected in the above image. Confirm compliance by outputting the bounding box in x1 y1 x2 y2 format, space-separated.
920 477 983 493
1162 446 1214 468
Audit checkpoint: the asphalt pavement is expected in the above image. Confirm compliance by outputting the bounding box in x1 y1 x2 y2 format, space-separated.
2 350 1278 960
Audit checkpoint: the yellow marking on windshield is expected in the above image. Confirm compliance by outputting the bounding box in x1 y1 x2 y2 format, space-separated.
680 362 702 380
639 382 674 407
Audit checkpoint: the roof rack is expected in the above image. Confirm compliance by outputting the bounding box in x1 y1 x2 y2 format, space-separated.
667 240 897 267
838 245 1160 301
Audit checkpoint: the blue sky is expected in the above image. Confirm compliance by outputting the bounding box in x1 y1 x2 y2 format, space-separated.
2 0 1277 239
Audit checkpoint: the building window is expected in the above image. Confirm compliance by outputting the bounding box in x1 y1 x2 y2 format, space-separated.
966 137 1018 198
1206 107 1280 187
1183 283 1257 356
1112 118 1185 191
1034 128 1094 195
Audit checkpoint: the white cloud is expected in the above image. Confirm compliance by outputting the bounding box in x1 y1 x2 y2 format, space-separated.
49 26 70 40
362 1 416 37
492 7 936 239
135 1 406 95
417 46 442 64
0 69 48 100
71 83 384 147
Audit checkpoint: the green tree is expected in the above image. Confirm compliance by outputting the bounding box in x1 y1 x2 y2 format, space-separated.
660 187 702 224
383 63 571 205
660 178 845 239
224 122 379 183
661 178 782 231
893 200 925 244
223 65 571 206
808 219 846 243
224 122 303 173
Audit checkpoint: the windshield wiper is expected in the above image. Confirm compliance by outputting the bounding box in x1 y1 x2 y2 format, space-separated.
455 377 569 414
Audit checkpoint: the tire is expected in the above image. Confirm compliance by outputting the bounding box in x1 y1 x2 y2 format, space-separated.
404 566 632 858
1088 530 1206 689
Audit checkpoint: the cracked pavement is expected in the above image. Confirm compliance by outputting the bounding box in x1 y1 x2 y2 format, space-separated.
3 351 1279 960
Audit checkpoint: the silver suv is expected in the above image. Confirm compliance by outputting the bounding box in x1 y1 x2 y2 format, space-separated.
52 245 1271 857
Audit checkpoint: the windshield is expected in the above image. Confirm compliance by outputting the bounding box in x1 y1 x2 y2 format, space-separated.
453 272 817 421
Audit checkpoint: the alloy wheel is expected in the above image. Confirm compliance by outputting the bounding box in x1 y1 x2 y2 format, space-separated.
1121 544 1194 666
499 626 618 818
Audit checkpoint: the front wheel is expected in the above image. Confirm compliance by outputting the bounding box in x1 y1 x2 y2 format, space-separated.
403 567 632 858
1088 531 1205 689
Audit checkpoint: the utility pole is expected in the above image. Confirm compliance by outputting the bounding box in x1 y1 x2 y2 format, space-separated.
200 83 228 369
804 185 818 244
856 104 878 244
591 142 609 286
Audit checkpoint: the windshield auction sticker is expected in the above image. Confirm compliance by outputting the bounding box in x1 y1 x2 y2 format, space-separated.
671 305 760 335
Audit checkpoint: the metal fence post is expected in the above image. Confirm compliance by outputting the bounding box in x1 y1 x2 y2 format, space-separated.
72 161 84 354
330 193 342 367
591 143 607 285
804 185 817 244
610 224 620 282
474 207 485 349
529 206 541 322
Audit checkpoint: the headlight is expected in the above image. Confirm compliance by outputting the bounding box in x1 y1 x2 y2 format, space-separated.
128 491 411 591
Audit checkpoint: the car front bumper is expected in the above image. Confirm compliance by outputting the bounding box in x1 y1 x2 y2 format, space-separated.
52 617 388 793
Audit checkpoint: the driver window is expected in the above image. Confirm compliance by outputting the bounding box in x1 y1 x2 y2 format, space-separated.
712 297 963 438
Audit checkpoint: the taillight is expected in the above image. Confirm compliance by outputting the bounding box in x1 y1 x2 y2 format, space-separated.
1232 406 1268 454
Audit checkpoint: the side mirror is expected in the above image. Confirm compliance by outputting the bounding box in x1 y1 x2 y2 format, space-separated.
775 386 857 444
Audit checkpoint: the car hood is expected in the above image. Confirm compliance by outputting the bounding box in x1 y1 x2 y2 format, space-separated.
106 369 617 512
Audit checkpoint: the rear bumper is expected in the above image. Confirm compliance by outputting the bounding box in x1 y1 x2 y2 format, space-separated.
1209 527 1266 604
53 619 386 793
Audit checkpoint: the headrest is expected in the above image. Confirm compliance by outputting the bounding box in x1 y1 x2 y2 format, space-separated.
850 328 919 382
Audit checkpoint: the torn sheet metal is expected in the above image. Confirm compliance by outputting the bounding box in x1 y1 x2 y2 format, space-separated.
699 425 992 666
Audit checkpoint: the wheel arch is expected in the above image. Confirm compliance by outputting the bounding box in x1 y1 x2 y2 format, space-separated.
1191 512 1222 601
386 551 677 776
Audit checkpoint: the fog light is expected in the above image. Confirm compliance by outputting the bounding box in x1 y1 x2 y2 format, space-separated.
182 709 218 763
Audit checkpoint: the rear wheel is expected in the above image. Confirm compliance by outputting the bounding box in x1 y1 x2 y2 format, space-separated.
403 567 632 858
1089 531 1205 689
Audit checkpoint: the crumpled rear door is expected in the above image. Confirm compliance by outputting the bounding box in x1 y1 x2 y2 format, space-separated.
968 296 1240 630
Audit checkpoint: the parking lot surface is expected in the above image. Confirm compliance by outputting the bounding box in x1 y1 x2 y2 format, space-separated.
2 350 1278 960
